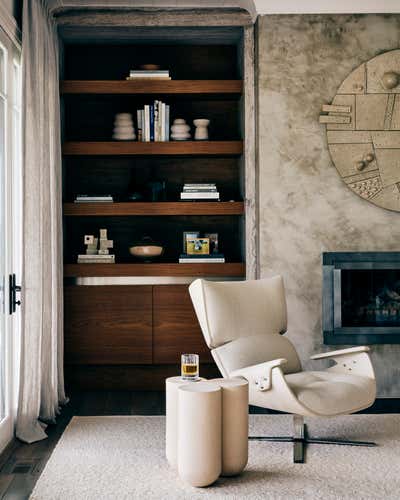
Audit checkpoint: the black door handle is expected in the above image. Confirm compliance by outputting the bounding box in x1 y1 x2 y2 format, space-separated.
9 274 21 315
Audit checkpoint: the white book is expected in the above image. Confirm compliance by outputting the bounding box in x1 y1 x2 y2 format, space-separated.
183 187 217 192
78 254 115 260
161 102 166 141
179 258 225 263
180 192 220 199
144 105 150 142
129 70 170 76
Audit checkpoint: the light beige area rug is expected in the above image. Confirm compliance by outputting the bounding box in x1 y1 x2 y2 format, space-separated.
31 415 400 500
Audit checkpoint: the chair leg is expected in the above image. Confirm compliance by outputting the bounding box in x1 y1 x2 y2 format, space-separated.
293 415 306 463
249 415 377 463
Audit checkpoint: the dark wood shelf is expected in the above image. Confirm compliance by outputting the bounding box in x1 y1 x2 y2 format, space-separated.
63 201 244 216
62 141 243 156
61 80 242 96
64 262 245 278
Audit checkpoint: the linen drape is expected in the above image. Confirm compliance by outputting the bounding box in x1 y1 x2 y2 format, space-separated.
16 0 67 444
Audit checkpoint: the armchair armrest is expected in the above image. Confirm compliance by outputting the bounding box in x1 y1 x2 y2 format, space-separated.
231 358 287 391
310 346 369 360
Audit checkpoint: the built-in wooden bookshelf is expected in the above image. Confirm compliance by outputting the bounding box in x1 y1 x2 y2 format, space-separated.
63 201 244 216
61 29 252 389
63 140 243 156
64 262 245 277
61 80 243 96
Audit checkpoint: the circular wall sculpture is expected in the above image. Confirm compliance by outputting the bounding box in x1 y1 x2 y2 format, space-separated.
321 49 400 212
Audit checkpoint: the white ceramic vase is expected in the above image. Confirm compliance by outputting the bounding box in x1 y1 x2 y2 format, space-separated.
113 113 136 140
193 119 210 140
171 118 190 141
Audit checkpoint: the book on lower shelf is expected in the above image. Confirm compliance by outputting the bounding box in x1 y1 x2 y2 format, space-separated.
75 195 113 203
77 254 115 264
179 254 225 263
127 70 171 80
180 192 220 200
181 183 219 200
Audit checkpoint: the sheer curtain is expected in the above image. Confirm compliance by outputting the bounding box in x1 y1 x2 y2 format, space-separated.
16 0 67 443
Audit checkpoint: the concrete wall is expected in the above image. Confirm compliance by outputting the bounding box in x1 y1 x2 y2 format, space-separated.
257 14 400 397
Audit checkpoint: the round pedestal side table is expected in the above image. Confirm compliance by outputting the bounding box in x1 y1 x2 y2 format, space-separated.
177 382 222 487
211 377 249 476
165 376 205 468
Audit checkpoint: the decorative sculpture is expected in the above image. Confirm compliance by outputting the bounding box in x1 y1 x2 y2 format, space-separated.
320 49 400 212
84 229 113 255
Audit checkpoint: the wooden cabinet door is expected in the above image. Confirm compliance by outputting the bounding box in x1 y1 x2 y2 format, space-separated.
153 285 213 364
64 285 152 364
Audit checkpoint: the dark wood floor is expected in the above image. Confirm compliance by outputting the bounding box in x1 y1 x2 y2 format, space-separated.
0 392 398 500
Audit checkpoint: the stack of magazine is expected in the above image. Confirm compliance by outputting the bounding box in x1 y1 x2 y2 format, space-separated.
137 100 170 142
75 195 113 203
126 70 171 80
180 183 219 200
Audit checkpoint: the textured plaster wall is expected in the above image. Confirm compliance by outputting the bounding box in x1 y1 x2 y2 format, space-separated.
257 14 400 397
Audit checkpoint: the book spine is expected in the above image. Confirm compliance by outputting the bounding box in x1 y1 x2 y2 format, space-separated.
154 101 159 142
184 184 216 188
150 104 154 141
161 102 165 142
137 109 143 142
165 105 170 141
144 105 150 142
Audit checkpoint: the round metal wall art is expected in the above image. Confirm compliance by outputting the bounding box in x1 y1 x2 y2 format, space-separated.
320 49 400 212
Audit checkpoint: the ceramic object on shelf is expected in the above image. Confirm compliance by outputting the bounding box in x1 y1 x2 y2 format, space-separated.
113 113 136 141
193 119 210 140
171 118 191 141
129 236 164 261
140 64 161 71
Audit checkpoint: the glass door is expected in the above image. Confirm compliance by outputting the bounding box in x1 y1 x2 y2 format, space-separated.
0 27 21 453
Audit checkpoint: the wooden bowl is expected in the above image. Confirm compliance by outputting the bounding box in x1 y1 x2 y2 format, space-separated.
139 64 161 71
129 245 164 260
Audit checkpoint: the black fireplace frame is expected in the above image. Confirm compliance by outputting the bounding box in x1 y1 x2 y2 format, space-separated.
323 252 400 345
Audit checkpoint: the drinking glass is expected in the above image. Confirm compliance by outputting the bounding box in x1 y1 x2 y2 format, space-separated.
181 354 199 381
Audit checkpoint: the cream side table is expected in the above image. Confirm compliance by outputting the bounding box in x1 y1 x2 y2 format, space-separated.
177 382 222 487
165 376 205 468
211 377 249 476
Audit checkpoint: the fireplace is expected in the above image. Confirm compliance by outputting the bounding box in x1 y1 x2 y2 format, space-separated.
323 252 400 344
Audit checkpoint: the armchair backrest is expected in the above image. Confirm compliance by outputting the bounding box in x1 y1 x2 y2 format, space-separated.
189 276 301 377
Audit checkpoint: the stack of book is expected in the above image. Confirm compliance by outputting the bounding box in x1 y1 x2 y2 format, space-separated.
179 253 225 263
126 70 171 80
137 100 170 142
77 254 115 264
75 195 113 203
180 183 219 200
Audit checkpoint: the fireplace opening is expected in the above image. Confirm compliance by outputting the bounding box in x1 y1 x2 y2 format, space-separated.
341 269 400 327
323 252 400 344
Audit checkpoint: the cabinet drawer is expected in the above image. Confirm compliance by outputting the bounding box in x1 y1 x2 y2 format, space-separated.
64 285 152 364
153 285 213 364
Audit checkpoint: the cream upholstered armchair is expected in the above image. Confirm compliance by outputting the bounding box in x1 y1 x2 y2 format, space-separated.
189 275 377 463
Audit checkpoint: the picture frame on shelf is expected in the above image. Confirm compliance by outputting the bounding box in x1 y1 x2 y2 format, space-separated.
183 231 200 253
186 238 210 255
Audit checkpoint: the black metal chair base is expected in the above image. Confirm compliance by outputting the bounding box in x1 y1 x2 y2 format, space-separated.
249 418 377 463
